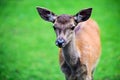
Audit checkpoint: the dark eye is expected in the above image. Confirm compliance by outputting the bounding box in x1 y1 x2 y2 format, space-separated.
71 26 75 30
53 26 56 30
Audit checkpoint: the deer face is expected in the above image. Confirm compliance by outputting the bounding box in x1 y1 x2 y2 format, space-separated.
53 15 76 48
37 7 92 48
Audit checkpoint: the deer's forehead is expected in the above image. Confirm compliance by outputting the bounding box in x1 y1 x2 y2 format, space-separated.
56 15 72 24
54 15 74 28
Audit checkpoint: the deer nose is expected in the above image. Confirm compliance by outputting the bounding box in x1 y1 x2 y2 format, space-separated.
56 38 65 48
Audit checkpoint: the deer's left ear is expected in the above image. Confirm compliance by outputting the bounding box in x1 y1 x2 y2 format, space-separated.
74 8 92 23
36 7 57 23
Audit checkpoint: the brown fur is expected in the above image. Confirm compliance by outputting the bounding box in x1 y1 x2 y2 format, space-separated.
56 15 72 24
59 19 101 79
36 7 101 80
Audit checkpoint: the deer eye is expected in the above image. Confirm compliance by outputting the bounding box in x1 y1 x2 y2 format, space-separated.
53 26 56 30
71 26 75 30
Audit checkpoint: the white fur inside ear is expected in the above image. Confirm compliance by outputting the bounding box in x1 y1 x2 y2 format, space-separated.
47 14 56 22
74 15 82 22
74 16 77 20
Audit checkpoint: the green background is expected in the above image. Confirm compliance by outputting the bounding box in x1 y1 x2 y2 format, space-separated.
0 0 120 80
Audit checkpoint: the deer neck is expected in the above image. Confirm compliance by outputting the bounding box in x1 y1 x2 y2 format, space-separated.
62 33 80 67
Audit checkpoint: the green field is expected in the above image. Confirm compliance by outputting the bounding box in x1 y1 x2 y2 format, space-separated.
0 0 120 80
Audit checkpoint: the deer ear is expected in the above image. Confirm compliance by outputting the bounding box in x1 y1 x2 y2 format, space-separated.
36 7 57 22
74 8 92 23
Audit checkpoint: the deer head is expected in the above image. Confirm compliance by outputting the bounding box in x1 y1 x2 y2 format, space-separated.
36 7 92 48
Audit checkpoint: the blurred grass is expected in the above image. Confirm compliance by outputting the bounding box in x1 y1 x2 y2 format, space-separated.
0 0 120 80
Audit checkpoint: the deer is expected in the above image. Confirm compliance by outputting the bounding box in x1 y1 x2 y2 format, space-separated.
36 7 101 80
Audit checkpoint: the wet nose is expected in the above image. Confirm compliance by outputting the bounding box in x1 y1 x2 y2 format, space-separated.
56 38 65 48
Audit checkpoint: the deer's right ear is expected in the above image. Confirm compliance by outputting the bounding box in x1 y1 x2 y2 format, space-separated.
36 7 57 23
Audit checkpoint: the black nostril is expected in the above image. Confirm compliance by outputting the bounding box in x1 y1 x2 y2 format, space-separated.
56 38 65 47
